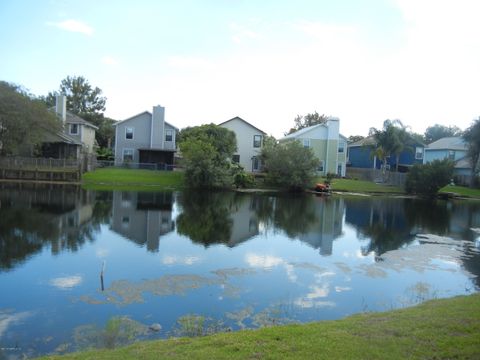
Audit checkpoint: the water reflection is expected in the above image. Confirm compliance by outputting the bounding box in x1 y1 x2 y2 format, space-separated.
0 184 103 271
110 191 174 252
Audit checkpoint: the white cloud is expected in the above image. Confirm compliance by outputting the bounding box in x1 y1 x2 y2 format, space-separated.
245 253 283 269
47 19 94 36
49 275 83 290
0 311 32 338
162 255 201 266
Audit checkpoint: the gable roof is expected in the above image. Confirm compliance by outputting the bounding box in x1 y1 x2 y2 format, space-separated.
114 111 179 130
49 107 98 130
348 136 376 147
281 123 325 141
218 117 266 134
426 136 468 151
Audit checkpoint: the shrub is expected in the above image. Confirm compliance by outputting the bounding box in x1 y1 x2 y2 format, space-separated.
405 159 454 197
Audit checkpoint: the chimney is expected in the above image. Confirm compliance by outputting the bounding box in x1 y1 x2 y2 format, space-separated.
55 95 66 122
151 105 165 148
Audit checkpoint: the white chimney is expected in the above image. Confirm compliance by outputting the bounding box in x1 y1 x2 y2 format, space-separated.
151 105 165 148
55 95 66 122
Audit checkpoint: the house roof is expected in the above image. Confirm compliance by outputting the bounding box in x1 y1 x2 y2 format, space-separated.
49 107 98 130
348 136 376 147
280 124 325 141
218 117 267 134
114 111 179 130
65 111 98 130
454 156 471 169
426 136 468 151
40 126 82 145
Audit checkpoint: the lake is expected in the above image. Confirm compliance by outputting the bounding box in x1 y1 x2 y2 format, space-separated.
0 185 479 358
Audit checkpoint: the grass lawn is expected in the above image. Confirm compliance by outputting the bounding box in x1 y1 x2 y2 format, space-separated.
39 293 480 360
320 178 404 194
82 168 184 191
440 184 480 199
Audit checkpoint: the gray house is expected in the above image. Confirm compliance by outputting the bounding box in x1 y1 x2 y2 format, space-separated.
115 105 178 168
114 105 178 168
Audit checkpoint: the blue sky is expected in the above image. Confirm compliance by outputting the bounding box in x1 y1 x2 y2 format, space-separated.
1 0 479 138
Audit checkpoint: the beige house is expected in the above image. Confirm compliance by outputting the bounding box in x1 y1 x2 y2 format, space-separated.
219 117 266 172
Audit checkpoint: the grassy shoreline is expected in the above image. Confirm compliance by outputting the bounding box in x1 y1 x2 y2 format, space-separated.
39 293 480 360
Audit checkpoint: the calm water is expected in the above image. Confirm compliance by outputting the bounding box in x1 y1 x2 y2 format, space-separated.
0 185 479 358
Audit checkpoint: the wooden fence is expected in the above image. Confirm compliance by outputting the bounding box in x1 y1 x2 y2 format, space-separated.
0 157 82 183
346 167 407 188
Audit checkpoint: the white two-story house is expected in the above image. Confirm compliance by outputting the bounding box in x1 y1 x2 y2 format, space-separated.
114 105 178 169
219 117 266 172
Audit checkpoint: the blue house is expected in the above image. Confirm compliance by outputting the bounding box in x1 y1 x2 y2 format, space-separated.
347 136 425 172
423 137 471 176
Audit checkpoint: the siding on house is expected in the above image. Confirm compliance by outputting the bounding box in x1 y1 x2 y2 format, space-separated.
280 119 346 176
114 106 177 165
219 117 266 172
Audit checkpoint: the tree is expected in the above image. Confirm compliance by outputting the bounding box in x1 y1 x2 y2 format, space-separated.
348 135 364 143
261 140 320 191
462 117 480 187
285 111 330 135
43 76 113 148
405 159 454 197
370 119 411 172
424 124 461 144
178 124 237 189
0 81 61 156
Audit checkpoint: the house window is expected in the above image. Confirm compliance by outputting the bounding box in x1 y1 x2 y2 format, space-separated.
232 155 240 163
69 124 79 135
252 156 260 171
318 160 324 172
303 139 310 148
338 142 344 153
448 150 455 160
123 149 134 162
125 127 134 140
415 147 424 160
253 135 262 148
165 129 173 142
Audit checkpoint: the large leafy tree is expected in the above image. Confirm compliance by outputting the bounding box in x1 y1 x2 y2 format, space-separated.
462 117 480 186
370 119 411 172
285 111 330 135
0 81 61 156
43 76 114 148
179 124 237 189
424 124 461 144
261 140 319 191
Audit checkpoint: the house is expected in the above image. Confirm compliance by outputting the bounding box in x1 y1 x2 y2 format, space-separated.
218 117 266 172
114 105 178 168
423 136 470 176
279 118 347 176
41 95 98 159
347 135 424 171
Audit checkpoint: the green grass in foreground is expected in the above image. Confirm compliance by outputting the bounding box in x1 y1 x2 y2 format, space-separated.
440 184 480 198
82 168 184 191
39 293 480 360
323 178 404 194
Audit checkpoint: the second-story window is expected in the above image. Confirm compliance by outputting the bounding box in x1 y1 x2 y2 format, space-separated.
69 124 78 135
303 139 310 148
165 129 173 142
415 147 424 160
253 135 262 148
125 127 134 140
338 141 344 153
448 150 455 160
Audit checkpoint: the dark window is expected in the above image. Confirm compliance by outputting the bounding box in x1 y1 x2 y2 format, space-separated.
232 155 240 163
125 127 134 140
253 135 262 148
70 124 78 135
165 129 173 142
338 142 344 153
